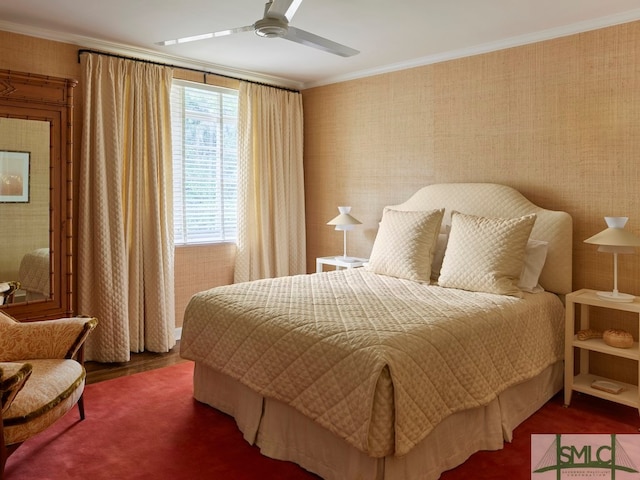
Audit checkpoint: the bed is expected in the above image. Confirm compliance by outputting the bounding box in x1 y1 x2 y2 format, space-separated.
180 183 572 480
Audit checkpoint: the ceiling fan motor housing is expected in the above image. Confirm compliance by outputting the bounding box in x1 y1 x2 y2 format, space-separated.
254 17 288 38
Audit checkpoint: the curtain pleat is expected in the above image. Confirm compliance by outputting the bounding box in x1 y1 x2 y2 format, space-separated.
234 82 306 282
78 53 175 362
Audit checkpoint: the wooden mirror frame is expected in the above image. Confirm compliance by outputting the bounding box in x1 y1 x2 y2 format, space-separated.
0 69 76 320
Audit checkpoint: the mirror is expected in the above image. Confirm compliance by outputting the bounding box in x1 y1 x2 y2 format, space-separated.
0 70 76 320
0 118 50 303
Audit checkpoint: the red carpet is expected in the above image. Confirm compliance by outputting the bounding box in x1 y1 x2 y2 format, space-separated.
6 362 639 480
6 362 317 480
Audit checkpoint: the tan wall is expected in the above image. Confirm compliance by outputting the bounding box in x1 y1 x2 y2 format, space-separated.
174 243 236 329
303 21 640 383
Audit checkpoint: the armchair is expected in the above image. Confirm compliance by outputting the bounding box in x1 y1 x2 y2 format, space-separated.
0 310 97 479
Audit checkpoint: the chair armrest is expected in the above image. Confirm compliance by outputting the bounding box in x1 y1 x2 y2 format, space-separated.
0 362 32 414
0 317 98 361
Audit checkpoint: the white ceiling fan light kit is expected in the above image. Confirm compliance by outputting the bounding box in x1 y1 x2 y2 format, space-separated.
158 0 359 57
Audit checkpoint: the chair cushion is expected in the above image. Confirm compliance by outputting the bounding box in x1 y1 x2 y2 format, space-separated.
3 359 85 445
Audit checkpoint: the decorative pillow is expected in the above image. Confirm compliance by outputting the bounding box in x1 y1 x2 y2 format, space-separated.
430 226 551 286
518 239 548 293
438 211 537 296
367 208 444 282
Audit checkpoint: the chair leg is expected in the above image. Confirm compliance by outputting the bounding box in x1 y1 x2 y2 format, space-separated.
1 441 6 480
78 394 86 421
1 420 7 480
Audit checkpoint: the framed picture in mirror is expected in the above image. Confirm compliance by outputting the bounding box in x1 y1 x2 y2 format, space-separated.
0 150 30 203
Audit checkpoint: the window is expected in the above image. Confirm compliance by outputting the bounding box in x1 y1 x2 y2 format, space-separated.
170 80 239 245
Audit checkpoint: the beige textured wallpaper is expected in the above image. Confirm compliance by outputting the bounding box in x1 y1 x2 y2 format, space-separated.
304 21 640 294
303 21 640 382
174 243 236 329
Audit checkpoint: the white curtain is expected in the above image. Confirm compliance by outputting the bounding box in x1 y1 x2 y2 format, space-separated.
234 82 306 282
78 53 175 362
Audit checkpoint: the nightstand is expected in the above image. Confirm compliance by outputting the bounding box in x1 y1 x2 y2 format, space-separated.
316 256 368 273
564 288 640 413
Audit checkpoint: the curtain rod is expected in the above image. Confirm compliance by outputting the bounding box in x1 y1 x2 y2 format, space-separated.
77 48 300 93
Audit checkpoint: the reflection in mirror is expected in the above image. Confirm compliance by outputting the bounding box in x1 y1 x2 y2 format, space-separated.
0 117 50 303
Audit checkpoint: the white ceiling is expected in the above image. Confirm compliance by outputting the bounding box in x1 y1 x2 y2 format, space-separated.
2 0 640 90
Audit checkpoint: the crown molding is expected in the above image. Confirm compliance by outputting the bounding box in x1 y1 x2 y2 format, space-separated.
0 20 304 91
3 7 640 93
302 8 640 89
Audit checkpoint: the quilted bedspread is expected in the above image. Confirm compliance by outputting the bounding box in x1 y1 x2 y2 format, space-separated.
181 268 564 457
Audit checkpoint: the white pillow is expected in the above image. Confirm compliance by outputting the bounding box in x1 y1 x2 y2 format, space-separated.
431 233 449 281
438 211 536 297
367 208 444 282
518 239 548 293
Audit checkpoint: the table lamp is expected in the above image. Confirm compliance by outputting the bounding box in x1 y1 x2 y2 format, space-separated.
584 216 640 302
327 206 361 262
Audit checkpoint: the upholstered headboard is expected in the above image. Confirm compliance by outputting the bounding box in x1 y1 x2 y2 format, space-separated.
389 183 573 295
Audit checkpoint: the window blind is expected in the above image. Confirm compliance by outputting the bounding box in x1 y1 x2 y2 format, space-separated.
170 80 238 245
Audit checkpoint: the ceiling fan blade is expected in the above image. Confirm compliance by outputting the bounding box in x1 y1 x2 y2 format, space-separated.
283 26 359 57
157 25 253 46
267 0 304 21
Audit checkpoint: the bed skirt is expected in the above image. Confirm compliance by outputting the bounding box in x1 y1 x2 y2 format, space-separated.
193 361 563 480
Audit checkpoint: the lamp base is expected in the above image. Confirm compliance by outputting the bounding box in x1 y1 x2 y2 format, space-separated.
596 291 636 303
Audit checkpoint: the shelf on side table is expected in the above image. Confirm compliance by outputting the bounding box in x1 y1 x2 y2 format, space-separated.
572 373 639 409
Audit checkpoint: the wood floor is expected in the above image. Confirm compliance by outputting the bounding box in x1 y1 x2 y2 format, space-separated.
85 341 189 384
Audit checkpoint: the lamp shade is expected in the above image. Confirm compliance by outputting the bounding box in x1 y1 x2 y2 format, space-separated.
584 217 640 247
326 206 361 261
327 206 362 230
584 216 640 302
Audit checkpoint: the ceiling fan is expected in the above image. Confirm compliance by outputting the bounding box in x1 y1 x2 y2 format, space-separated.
157 0 359 57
